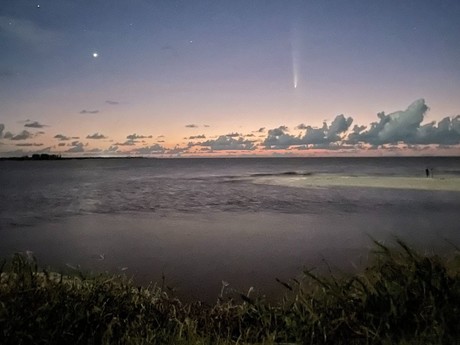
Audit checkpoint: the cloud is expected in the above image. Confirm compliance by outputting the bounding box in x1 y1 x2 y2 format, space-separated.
261 99 460 151
377 100 426 143
225 132 241 137
0 16 60 49
58 143 66 147
80 110 99 114
346 99 460 146
115 140 136 146
185 124 198 128
126 133 152 140
24 121 47 128
303 114 353 144
66 141 84 153
204 124 210 128
263 114 353 149
131 144 166 155
54 134 70 141
255 127 265 133
199 136 255 151
15 143 43 147
105 100 119 105
263 126 301 149
87 148 102 153
86 133 107 139
295 124 308 130
188 134 206 139
409 115 460 145
106 145 119 152
0 124 4 138
4 130 33 141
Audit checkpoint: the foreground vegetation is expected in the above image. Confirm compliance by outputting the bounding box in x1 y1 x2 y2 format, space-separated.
1 241 460 344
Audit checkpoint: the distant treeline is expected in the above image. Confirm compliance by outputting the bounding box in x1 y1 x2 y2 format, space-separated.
0 154 63 161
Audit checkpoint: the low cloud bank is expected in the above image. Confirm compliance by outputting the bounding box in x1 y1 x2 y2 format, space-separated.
199 135 255 151
264 99 460 150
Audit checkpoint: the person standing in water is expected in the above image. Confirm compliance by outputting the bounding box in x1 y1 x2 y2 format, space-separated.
425 168 434 178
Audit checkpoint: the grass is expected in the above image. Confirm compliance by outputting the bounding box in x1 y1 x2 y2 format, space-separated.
1 240 460 344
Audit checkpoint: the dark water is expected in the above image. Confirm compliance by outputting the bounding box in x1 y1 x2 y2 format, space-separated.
1 157 459 301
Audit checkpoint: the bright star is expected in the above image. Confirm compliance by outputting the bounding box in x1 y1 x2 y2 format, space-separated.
92 52 99 58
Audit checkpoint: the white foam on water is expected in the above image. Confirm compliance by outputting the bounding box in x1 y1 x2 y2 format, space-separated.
254 174 460 192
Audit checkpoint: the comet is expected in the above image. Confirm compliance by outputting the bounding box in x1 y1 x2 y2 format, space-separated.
292 47 299 89
291 25 300 90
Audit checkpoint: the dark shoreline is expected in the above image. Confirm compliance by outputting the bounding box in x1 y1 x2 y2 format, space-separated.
1 155 459 161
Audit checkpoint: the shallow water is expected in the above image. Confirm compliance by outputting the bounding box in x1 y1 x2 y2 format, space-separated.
1 157 459 301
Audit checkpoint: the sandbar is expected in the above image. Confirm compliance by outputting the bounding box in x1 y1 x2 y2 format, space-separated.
254 174 460 192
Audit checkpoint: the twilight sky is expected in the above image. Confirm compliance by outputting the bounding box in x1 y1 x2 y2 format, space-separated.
1 0 460 157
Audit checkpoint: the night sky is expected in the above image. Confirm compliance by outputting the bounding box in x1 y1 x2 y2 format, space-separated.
1 0 460 156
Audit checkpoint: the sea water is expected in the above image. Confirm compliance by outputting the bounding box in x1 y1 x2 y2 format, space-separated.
1 157 459 300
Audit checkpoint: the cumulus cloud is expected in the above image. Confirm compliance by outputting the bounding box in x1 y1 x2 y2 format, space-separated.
260 99 460 151
185 124 198 128
80 110 99 114
346 99 460 146
263 115 352 149
199 136 255 151
24 121 47 128
347 99 426 145
126 133 152 140
4 130 33 141
66 141 84 153
86 133 107 139
263 126 301 149
410 115 460 145
305 114 353 144
378 100 426 143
